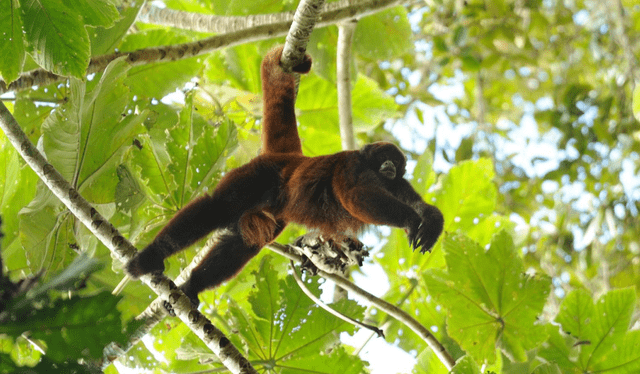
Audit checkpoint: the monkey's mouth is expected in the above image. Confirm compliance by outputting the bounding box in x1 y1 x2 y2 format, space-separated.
379 161 396 180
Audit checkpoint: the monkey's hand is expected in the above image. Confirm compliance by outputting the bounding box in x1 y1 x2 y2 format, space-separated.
407 207 444 254
126 245 165 278
291 53 312 74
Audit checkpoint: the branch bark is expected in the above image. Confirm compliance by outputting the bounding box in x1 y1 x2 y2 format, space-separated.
337 20 358 151
138 0 404 34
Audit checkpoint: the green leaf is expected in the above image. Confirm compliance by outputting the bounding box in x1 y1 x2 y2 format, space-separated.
126 94 237 235
531 363 562 374
592 329 640 373
205 44 262 92
4 255 102 313
0 0 25 84
114 164 145 213
297 74 397 154
0 133 37 270
226 255 367 373
165 92 238 204
1 292 134 362
90 4 141 56
41 57 147 203
633 83 640 122
66 0 119 27
20 58 145 272
555 289 595 343
538 324 579 373
20 0 90 78
351 74 398 131
436 158 497 233
120 29 201 99
18 186 70 273
541 288 639 373
451 355 482 374
578 288 635 368
246 256 281 345
424 232 550 363
411 150 437 195
354 7 413 59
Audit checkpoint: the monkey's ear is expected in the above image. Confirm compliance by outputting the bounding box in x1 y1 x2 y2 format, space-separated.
292 54 312 74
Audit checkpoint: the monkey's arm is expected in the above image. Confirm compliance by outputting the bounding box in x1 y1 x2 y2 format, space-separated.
335 169 443 253
260 46 312 155
391 178 444 253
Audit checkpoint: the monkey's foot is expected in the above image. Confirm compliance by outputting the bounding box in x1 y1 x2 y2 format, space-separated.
292 234 368 274
336 237 368 267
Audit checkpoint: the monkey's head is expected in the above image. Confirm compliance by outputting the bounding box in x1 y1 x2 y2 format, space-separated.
361 142 407 181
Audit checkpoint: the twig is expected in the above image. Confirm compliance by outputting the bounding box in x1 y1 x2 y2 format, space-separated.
289 260 385 337
267 242 456 370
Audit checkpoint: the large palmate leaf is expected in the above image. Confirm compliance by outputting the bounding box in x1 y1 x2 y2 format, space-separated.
20 58 146 272
539 288 640 374
224 256 368 373
425 231 550 363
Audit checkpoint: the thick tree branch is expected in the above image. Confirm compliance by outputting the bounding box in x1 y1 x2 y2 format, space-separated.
0 102 257 374
281 0 326 71
138 0 405 34
337 20 358 151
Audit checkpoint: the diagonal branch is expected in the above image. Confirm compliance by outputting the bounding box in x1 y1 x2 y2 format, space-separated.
0 101 257 374
267 242 457 370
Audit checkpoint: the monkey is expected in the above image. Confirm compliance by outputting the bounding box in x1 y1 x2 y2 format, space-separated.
126 46 444 306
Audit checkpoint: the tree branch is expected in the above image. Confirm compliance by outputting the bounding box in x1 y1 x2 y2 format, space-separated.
138 0 405 34
1 0 408 95
281 0 326 71
337 20 358 151
267 242 456 370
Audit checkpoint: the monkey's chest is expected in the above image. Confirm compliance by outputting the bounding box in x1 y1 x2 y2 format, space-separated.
282 178 363 236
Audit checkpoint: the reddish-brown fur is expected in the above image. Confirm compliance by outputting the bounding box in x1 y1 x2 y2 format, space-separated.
126 46 443 306
260 46 311 155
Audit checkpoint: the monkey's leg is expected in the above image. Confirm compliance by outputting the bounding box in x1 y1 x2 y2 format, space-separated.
180 216 285 306
127 160 282 278
179 234 260 306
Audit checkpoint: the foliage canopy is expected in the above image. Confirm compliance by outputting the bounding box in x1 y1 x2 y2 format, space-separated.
1 0 639 373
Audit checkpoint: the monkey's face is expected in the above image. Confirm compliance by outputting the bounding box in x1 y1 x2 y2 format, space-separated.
379 159 397 180
361 142 407 181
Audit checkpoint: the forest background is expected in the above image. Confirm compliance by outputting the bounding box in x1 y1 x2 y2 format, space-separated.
1 0 640 373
